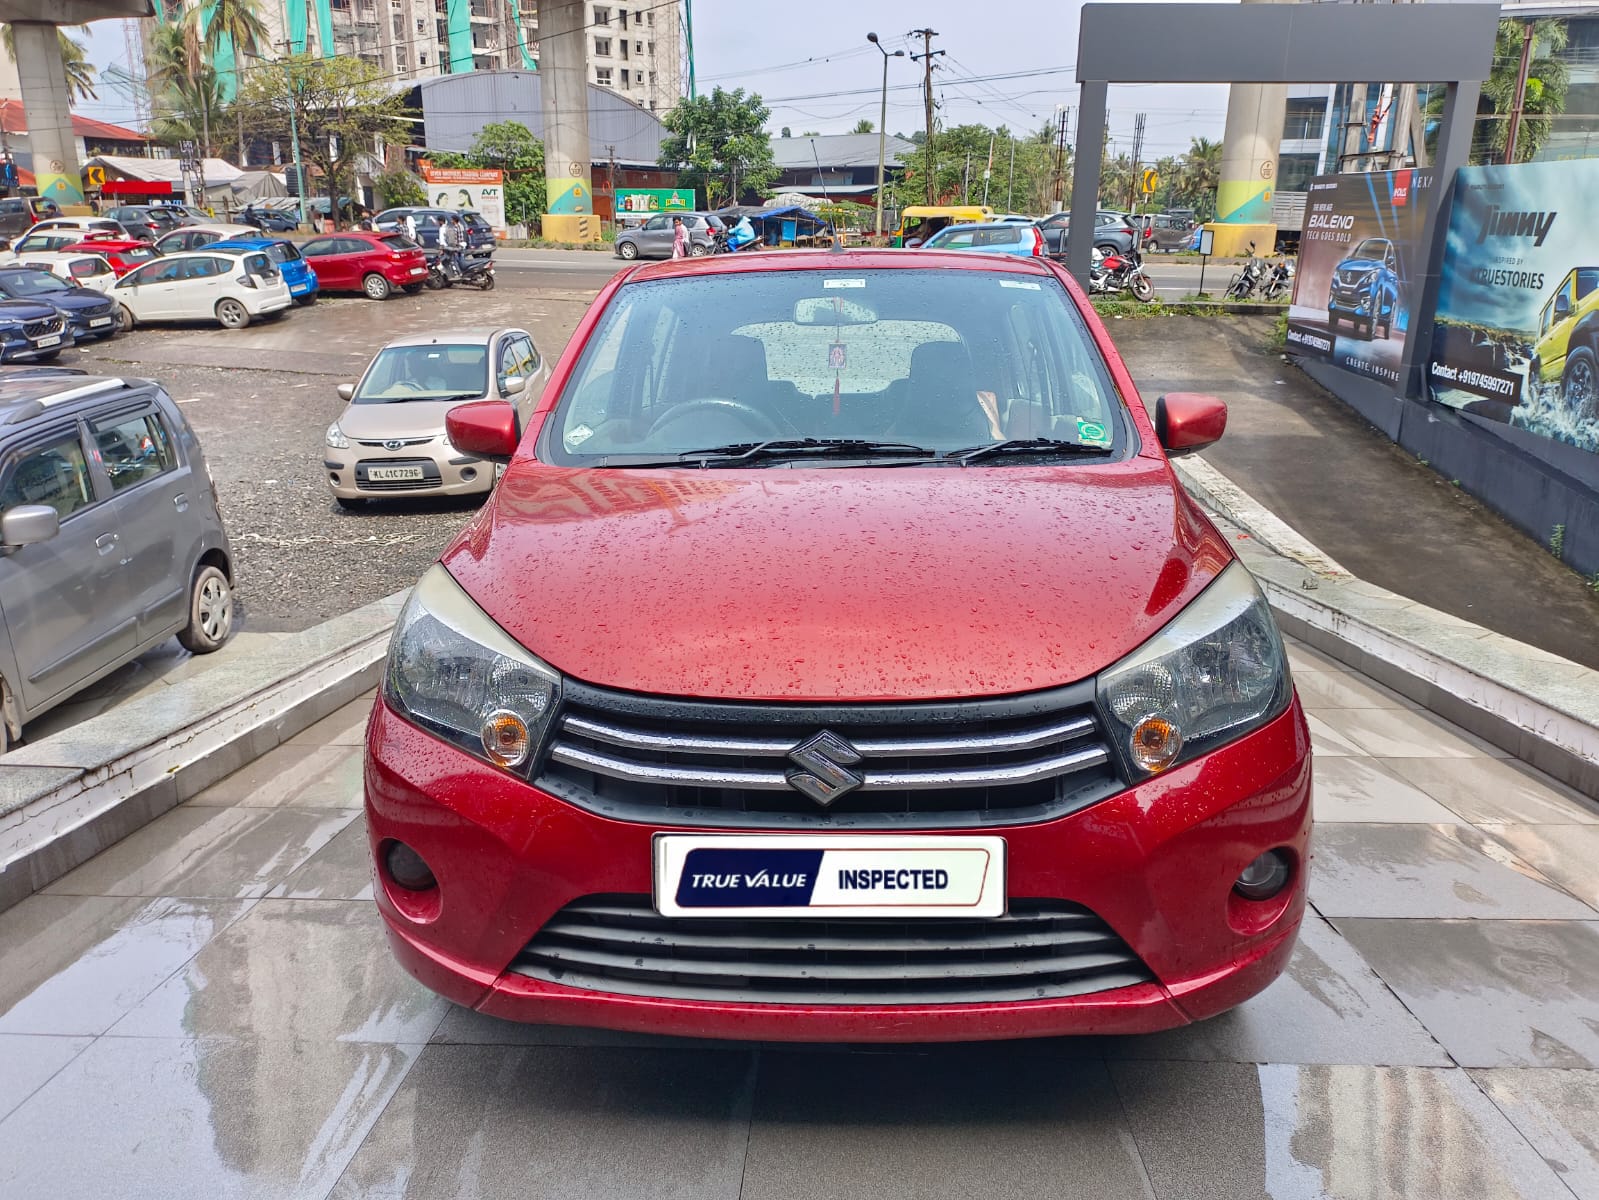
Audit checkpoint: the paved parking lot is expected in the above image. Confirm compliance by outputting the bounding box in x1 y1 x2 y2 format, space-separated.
2 640 1596 1199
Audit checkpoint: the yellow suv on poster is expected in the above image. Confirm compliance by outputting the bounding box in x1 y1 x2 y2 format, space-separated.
1531 267 1599 419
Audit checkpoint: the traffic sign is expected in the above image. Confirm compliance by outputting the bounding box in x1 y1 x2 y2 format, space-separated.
85 166 105 187
1141 168 1159 196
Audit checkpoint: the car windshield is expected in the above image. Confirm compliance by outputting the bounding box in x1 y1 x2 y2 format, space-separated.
0 271 70 295
265 242 300 264
354 344 488 402
1351 239 1390 260
548 267 1126 465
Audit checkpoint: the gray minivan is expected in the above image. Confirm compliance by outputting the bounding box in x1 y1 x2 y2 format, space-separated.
0 368 235 751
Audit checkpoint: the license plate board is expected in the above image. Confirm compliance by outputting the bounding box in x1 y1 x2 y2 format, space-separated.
410 267 426 275
367 465 425 482
653 834 1005 918
89 317 112 327
34 334 60 347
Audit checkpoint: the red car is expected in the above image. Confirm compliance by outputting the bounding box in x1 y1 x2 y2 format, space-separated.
365 250 1312 1043
298 230 428 299
60 236 161 278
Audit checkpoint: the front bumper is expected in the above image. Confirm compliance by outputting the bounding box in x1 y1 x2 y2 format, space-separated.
366 693 1312 1042
324 443 494 499
0 327 74 360
66 310 118 339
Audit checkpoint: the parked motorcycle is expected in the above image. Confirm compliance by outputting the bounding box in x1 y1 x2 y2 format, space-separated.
1089 244 1156 302
424 250 495 291
457 254 496 291
1225 242 1267 301
1260 255 1295 302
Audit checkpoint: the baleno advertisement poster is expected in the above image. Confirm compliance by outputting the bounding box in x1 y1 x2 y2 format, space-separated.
1286 169 1435 387
1427 161 1599 455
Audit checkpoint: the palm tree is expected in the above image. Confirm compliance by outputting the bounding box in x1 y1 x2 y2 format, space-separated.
1 26 98 102
1175 136 1221 220
185 0 270 162
1483 18 1569 163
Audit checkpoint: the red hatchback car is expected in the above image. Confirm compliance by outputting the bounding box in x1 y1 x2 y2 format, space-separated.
365 249 1312 1043
298 230 427 299
60 236 162 278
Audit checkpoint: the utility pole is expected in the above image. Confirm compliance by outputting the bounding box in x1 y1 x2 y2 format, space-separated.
982 132 994 206
1504 20 1535 164
1127 111 1146 213
1052 105 1069 213
910 29 943 205
276 29 309 229
963 149 971 203
1006 137 1015 211
1340 82 1369 171
867 33 905 240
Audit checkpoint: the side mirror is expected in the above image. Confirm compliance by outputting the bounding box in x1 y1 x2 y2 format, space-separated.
336 382 355 402
1555 293 1571 319
501 374 528 397
446 400 519 463
1155 393 1227 457
2 504 60 548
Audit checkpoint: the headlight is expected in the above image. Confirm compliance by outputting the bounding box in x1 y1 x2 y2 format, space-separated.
384 565 561 773
325 422 349 449
1097 562 1289 776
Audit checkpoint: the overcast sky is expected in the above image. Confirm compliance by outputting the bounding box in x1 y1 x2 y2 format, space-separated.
74 0 1231 159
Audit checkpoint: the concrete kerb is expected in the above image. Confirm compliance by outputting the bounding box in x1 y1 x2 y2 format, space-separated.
1177 456 1599 803
0 590 408 915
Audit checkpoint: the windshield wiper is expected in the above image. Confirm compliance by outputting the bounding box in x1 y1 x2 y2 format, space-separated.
946 437 1112 465
374 392 483 404
674 438 938 466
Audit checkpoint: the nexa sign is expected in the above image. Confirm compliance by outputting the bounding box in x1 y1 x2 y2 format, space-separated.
1476 205 1557 247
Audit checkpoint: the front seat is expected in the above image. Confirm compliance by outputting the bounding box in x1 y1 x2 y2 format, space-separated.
898 341 993 446
697 334 771 405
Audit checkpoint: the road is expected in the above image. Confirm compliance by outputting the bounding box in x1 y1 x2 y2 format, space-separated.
1 642 1596 1198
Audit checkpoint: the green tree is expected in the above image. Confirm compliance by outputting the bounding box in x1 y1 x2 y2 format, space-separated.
2 25 97 101
1100 152 1134 211
375 167 426 208
185 0 270 160
463 120 547 225
238 55 410 229
852 119 874 135
780 126 792 138
1172 136 1221 220
658 87 779 207
1482 18 1570 163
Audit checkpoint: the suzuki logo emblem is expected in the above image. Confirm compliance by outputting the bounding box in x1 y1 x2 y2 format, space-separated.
786 730 864 807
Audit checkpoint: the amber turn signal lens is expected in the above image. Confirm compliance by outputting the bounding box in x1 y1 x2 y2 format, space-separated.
1130 715 1183 773
481 709 531 768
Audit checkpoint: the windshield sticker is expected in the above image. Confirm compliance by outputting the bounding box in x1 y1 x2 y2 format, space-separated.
566 423 595 447
1075 417 1112 447
828 342 847 370
822 278 866 289
998 280 1042 290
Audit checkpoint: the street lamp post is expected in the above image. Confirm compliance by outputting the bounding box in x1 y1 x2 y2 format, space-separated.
867 33 904 241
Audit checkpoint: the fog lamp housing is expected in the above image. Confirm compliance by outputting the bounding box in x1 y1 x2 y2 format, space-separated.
1234 849 1292 901
385 840 437 891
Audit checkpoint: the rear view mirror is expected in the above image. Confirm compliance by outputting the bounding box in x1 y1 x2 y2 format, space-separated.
1155 393 1227 457
1555 293 1572 319
446 400 520 463
501 374 528 397
2 504 60 549
794 297 876 326
336 382 355 402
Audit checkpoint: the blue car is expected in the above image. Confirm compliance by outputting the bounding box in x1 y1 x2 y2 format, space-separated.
1327 236 1401 340
0 297 73 361
208 236 320 305
921 221 1045 257
238 206 301 233
0 266 119 342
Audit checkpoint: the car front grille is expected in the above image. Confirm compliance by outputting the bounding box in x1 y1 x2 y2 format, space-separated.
23 317 63 338
355 437 434 448
535 680 1124 830
510 895 1155 1005
353 458 442 491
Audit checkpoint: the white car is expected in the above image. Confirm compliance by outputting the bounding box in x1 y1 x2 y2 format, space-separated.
23 215 132 240
113 249 292 330
153 223 261 255
16 252 119 294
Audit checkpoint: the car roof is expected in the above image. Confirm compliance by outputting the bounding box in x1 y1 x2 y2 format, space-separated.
625 247 1058 283
62 238 147 250
379 328 527 349
0 372 152 426
931 222 1022 234
208 237 277 249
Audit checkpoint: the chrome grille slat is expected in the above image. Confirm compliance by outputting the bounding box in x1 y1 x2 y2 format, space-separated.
513 896 1155 1005
537 680 1124 828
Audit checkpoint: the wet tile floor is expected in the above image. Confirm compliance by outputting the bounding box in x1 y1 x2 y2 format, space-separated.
2 640 1598 1200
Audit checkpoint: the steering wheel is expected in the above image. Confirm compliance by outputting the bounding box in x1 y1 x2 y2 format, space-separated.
648 397 784 440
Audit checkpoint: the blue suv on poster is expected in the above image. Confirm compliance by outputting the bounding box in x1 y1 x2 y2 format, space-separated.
1327 236 1402 340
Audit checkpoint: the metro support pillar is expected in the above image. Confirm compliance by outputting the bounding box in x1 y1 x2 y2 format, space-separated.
12 22 83 206
1208 0 1291 257
540 0 600 243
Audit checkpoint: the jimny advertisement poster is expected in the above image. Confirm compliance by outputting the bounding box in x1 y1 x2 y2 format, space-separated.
1286 169 1434 387
1428 160 1599 455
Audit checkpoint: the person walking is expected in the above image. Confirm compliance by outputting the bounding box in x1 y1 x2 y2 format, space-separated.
402 211 419 245
671 215 688 260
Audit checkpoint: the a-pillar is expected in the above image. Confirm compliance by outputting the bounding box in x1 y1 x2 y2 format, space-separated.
1208 0 1290 257
13 22 83 206
540 0 599 243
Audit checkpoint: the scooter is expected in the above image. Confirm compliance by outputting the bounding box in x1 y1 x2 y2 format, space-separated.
456 254 496 291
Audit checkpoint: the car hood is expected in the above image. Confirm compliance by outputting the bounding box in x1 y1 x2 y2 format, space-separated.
0 298 62 323
1335 256 1384 275
442 459 1232 702
338 397 482 440
38 290 111 312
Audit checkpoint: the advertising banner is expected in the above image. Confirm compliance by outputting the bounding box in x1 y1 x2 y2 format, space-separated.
1286 168 1435 387
1427 161 1599 454
420 166 506 234
616 187 695 214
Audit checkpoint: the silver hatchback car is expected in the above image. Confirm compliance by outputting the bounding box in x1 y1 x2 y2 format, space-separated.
0 368 235 751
